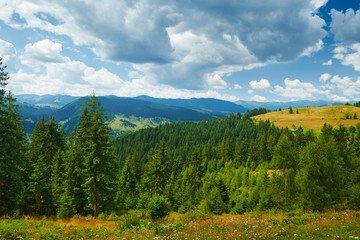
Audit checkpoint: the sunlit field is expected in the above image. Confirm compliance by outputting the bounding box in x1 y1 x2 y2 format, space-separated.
1 210 360 239
252 105 360 132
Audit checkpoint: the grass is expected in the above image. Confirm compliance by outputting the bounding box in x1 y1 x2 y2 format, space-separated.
1 210 360 239
252 105 360 132
108 114 169 132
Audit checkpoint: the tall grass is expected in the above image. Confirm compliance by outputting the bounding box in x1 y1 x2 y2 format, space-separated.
1 210 359 239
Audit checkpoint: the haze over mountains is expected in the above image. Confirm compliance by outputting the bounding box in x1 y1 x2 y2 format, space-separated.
17 94 346 135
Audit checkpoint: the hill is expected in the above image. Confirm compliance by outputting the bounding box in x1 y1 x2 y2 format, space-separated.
17 94 78 107
135 95 248 115
252 105 360 131
52 96 215 134
236 99 344 111
17 94 249 115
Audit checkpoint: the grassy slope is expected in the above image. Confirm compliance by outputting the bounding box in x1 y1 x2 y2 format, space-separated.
108 115 169 134
252 105 360 132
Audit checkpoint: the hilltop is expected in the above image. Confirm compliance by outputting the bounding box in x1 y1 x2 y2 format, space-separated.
252 105 360 131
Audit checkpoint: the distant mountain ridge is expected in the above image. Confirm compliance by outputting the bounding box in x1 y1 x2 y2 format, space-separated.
135 95 248 115
18 95 217 135
16 94 347 135
16 94 78 107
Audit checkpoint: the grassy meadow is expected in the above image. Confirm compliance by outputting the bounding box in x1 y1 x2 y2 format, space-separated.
1 210 360 239
252 105 360 132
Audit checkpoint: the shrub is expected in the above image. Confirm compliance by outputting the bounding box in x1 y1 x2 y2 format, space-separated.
147 195 169 220
121 213 142 230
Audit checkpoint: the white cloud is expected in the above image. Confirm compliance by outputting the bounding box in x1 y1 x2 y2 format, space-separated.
330 75 360 97
250 95 267 102
234 84 242 89
248 89 254 94
128 71 142 79
301 40 324 56
0 39 17 62
330 8 360 44
205 73 227 89
20 39 69 71
249 78 271 89
320 73 331 82
322 59 332 65
82 67 124 89
333 44 360 71
0 0 327 90
273 77 329 99
329 94 349 103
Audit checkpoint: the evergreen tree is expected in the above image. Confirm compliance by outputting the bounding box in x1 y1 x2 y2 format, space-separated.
271 134 296 209
116 158 138 210
0 90 27 215
140 141 170 197
26 116 65 215
289 106 294 114
78 93 116 217
296 135 343 210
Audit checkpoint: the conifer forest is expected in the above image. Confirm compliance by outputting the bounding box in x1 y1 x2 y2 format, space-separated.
1 58 360 221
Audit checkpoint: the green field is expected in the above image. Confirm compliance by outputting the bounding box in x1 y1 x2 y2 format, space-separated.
1 211 360 239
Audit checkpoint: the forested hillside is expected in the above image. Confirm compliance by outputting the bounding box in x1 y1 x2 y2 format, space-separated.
1 59 360 218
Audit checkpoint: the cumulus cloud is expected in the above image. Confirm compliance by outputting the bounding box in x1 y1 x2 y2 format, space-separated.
249 78 271 89
21 39 69 71
333 44 360 71
273 77 329 99
320 73 331 82
8 40 240 101
330 75 360 97
250 95 267 102
82 67 124 89
322 59 332 65
329 94 349 103
330 8 360 44
0 39 17 62
234 84 242 89
0 0 327 90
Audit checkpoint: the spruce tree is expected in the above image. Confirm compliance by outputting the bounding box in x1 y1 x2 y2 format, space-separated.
0 91 27 215
77 93 116 217
26 116 65 215
115 159 138 210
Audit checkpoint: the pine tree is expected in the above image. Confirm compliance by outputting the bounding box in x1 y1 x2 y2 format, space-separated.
26 116 65 215
296 135 343 210
141 140 170 197
0 91 27 215
289 106 294 114
271 134 296 209
77 93 116 217
116 158 138 210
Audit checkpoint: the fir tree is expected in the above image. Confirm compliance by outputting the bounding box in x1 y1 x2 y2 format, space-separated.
116 159 138 210
78 93 116 217
0 91 27 215
26 116 65 215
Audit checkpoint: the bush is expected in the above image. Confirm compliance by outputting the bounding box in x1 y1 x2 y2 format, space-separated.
147 195 169 220
121 213 142 230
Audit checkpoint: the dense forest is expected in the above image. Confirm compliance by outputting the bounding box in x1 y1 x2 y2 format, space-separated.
1 59 360 218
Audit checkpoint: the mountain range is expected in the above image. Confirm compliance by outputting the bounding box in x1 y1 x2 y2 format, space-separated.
17 94 346 135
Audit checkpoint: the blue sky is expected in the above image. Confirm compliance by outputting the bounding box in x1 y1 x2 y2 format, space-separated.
0 0 360 102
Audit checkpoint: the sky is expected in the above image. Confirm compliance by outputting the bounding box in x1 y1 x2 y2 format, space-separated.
1 0 360 102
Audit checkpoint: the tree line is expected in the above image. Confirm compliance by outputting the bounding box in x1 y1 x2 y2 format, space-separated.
1 59 360 217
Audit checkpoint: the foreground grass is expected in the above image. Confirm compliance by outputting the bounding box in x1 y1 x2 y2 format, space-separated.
1 210 360 239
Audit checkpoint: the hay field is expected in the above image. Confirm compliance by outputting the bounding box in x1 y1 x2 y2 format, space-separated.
252 105 360 132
